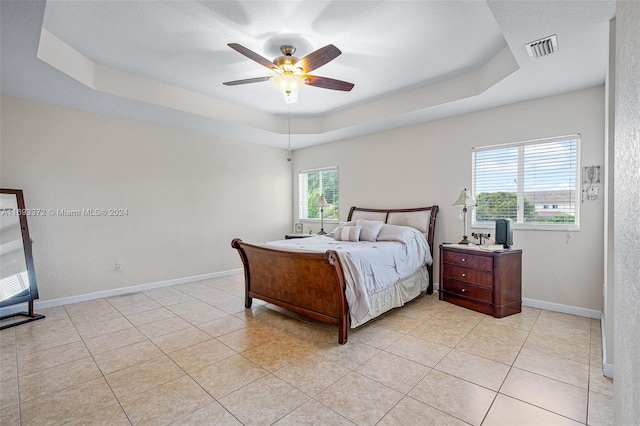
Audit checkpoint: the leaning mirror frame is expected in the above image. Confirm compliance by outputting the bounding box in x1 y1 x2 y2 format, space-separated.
0 188 45 329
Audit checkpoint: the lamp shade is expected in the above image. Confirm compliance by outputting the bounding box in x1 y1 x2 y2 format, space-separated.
453 188 475 207
316 194 328 208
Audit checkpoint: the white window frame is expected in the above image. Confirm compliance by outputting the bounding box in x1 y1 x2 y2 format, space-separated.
471 135 580 231
298 166 339 223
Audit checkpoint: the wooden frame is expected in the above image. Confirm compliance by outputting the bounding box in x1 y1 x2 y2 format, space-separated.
231 205 439 344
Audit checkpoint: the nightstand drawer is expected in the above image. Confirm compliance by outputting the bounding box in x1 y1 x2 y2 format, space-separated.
442 250 493 271
442 278 492 303
443 265 493 287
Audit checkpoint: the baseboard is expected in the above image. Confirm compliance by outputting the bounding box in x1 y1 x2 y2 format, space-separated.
521 298 601 319
0 268 243 317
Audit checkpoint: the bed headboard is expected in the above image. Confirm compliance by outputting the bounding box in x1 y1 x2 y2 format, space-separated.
347 205 439 255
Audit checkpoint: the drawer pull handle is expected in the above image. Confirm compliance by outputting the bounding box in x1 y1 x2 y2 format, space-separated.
461 288 466 292
462 273 466 277
462 258 466 262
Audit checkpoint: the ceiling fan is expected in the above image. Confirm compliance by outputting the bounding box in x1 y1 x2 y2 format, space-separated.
223 43 354 103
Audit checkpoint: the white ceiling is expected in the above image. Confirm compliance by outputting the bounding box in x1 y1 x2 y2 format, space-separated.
0 1 615 150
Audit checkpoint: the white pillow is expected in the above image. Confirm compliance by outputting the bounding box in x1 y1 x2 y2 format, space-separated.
333 225 362 241
356 219 384 242
377 224 421 243
327 221 356 237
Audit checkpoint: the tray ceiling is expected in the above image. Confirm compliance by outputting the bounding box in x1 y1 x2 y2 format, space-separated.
0 1 615 149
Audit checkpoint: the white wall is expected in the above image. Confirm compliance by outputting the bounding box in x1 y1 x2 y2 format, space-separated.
294 86 605 311
613 0 640 421
0 95 292 301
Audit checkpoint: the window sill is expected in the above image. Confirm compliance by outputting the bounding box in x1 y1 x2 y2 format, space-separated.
472 222 580 232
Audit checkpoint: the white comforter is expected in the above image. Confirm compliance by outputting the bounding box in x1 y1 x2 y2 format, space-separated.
265 226 432 323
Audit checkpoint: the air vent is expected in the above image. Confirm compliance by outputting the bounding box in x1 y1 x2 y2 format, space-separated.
525 35 558 58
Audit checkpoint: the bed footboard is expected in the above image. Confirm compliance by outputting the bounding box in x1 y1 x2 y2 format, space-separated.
231 238 350 344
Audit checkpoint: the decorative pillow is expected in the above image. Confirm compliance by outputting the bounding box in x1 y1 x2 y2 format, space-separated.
327 221 356 237
333 225 362 242
356 219 384 242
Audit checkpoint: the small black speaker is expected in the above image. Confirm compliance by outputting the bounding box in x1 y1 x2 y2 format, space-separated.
495 219 513 249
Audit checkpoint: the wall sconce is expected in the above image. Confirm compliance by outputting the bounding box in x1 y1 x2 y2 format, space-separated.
582 165 601 201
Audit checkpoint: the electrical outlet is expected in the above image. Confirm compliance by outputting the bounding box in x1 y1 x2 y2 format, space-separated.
116 262 123 271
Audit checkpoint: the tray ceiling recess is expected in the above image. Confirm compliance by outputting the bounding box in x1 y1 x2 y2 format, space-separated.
1 1 616 149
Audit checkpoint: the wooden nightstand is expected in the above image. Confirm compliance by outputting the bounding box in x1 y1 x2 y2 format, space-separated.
439 244 522 318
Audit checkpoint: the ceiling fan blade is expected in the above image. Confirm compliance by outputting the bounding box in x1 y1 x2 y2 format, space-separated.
297 44 341 73
223 76 272 86
227 43 276 70
305 75 354 91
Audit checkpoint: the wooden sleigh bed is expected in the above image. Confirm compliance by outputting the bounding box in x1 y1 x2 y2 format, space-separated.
231 205 439 344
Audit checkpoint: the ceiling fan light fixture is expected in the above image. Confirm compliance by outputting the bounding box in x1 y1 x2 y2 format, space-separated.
272 73 304 95
224 43 353 99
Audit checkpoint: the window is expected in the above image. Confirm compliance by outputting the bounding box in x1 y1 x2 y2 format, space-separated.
472 135 579 229
298 167 339 221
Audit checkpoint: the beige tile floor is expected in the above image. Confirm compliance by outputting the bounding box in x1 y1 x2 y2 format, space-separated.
0 274 613 425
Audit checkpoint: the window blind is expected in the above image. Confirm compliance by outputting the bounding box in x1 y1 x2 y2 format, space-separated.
472 135 579 229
